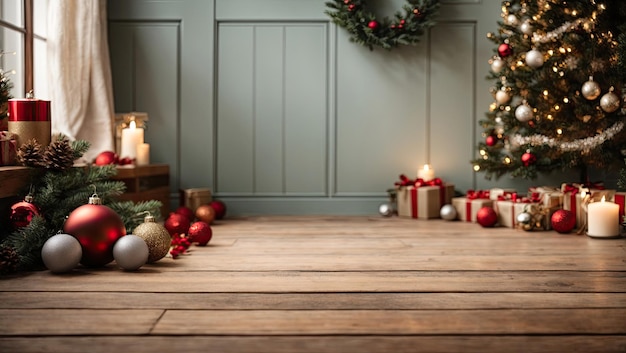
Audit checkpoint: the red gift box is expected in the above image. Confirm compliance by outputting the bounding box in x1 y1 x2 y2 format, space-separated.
614 192 625 223
395 176 454 219
561 183 615 228
451 190 493 223
0 131 17 166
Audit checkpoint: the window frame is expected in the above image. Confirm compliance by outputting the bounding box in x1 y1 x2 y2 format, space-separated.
0 0 37 94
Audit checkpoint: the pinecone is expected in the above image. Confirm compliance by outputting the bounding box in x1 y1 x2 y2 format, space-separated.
43 137 74 171
17 139 44 167
0 245 20 275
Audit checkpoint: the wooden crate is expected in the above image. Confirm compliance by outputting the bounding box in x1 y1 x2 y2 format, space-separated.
112 164 171 217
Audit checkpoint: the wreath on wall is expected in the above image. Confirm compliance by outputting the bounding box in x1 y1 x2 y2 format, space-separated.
325 0 440 51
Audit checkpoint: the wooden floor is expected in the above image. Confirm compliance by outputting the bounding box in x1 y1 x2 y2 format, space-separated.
1 216 625 353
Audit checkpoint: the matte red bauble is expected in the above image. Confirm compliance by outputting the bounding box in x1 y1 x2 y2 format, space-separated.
195 204 215 224
10 195 39 228
498 43 512 57
188 221 213 246
477 206 498 227
174 206 195 222
485 135 497 147
164 212 191 236
64 195 126 267
94 151 118 166
551 209 576 233
521 152 537 166
209 200 226 220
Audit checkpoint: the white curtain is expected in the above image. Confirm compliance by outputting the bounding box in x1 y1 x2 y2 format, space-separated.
48 0 115 161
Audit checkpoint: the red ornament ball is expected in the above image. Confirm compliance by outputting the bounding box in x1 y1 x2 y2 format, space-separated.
94 151 118 166
195 204 216 224
209 200 227 220
174 206 195 222
188 221 213 246
551 209 576 233
498 43 512 58
485 135 497 147
521 152 537 166
476 206 498 227
164 212 191 236
64 203 126 267
368 20 379 30
10 198 39 228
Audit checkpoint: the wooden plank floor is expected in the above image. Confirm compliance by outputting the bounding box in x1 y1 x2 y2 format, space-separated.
1 216 625 353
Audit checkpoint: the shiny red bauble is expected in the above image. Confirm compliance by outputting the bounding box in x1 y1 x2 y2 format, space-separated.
164 212 191 236
174 206 195 222
64 203 126 267
209 200 226 220
10 197 39 228
498 43 512 58
521 152 537 166
188 221 213 246
367 20 379 30
94 151 118 166
485 135 497 147
477 206 498 227
551 209 576 233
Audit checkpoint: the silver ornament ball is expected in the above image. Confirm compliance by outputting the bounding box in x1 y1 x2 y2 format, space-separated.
581 78 601 100
491 58 505 73
378 203 393 217
515 104 534 122
506 14 518 26
516 212 532 225
440 204 458 221
525 49 543 68
600 91 620 113
113 234 149 271
41 233 83 273
520 20 533 35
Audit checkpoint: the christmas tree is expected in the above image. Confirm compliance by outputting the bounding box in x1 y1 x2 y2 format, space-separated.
473 0 626 180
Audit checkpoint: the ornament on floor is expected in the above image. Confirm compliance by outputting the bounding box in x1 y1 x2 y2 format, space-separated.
174 206 195 223
490 58 504 73
209 200 227 220
41 233 83 273
551 209 576 233
195 204 216 224
516 211 533 231
188 221 213 246
515 102 534 122
525 49 543 68
498 43 512 58
378 202 393 217
64 190 126 267
113 234 149 271
94 150 119 166
599 87 620 113
521 150 536 166
133 212 172 263
9 193 39 228
164 212 191 236
581 76 601 100
439 204 457 221
476 206 498 227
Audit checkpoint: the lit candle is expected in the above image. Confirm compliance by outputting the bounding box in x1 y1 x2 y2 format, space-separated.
417 164 435 181
587 196 620 238
136 143 150 166
120 120 144 160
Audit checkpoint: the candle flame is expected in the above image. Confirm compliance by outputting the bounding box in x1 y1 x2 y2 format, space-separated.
129 120 137 129
601 195 605 202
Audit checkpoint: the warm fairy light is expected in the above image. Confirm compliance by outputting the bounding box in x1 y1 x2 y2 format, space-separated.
559 47 566 54
504 157 511 164
489 102 497 111
483 154 489 160
473 165 481 171
571 10 577 16
543 90 549 96
547 114 553 120
547 49 554 56
553 67 558 72
566 47 572 52
557 128 563 135
563 97 569 103
559 71 564 77
517 60 524 66
480 149 487 156
504 106 511 111
554 104 560 111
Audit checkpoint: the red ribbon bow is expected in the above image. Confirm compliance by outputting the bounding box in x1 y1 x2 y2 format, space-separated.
466 189 490 200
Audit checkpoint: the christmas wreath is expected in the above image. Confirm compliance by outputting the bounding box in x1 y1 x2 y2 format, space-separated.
325 0 440 51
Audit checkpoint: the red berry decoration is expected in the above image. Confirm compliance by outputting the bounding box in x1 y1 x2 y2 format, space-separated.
485 135 497 147
476 206 498 227
174 206 195 222
164 212 191 236
9 195 39 228
368 20 379 30
94 151 118 166
64 193 126 267
498 43 512 58
551 209 576 234
188 221 213 246
209 200 227 220
521 151 537 166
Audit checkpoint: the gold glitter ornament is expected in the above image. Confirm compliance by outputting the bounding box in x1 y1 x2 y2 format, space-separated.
133 213 171 263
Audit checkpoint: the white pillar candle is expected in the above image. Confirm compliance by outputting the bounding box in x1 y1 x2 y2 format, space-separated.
417 164 435 181
587 196 620 238
136 143 150 166
120 120 144 159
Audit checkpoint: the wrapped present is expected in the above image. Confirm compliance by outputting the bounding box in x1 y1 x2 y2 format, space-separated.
179 188 212 212
613 192 625 223
451 190 493 222
494 193 542 228
0 131 17 166
489 188 517 200
395 175 455 219
529 186 563 208
561 183 616 229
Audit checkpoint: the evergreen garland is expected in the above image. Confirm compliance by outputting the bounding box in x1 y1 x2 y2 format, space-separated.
618 159 626 191
0 135 162 273
325 0 439 51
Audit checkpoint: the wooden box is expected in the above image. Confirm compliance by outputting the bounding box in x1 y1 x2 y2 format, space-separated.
112 164 170 217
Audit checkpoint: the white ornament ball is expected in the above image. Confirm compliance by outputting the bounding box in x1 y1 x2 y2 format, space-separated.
515 104 534 122
600 91 620 113
378 203 393 217
113 234 149 271
581 78 601 100
506 14 518 26
495 90 511 104
520 20 533 35
491 58 505 73
525 49 544 68
41 233 83 273
440 204 458 221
